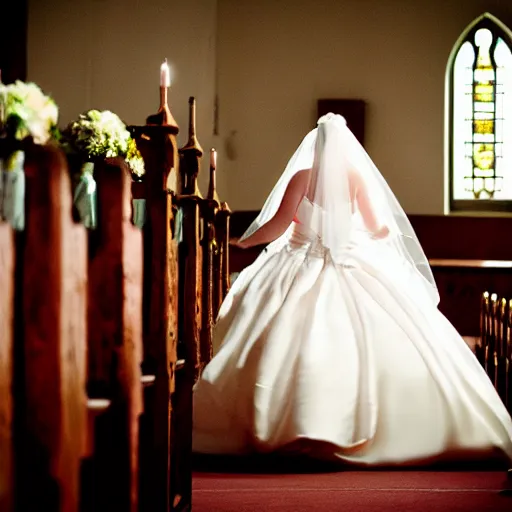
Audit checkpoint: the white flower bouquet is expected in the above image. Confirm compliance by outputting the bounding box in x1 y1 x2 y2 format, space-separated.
0 80 59 148
63 110 144 177
62 109 145 228
0 80 59 230
62 109 144 177
64 109 130 159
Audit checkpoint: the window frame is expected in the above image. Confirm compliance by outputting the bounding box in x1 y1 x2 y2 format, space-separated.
446 13 512 214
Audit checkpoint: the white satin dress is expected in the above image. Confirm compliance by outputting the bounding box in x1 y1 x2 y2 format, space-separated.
192 198 512 466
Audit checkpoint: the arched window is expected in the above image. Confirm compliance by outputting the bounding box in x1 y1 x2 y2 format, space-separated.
446 13 512 213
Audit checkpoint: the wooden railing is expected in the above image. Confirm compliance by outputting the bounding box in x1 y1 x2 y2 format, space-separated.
479 291 512 414
0 97 229 511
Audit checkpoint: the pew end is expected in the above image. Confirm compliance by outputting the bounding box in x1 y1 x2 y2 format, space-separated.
1 91 229 512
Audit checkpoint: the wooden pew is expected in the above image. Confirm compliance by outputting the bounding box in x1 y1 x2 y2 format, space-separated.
0 144 147 512
0 141 175 512
177 97 203 385
129 94 231 511
428 258 512 338
0 201 14 511
129 92 232 511
81 158 144 512
0 89 231 511
176 97 231 371
164 97 231 508
129 118 182 510
11 144 88 512
81 93 194 512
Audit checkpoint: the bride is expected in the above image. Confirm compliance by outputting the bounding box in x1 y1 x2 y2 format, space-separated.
192 113 512 466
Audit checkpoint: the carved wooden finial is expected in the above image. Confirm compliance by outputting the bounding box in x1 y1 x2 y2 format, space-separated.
178 97 204 195
180 97 203 155
207 148 220 204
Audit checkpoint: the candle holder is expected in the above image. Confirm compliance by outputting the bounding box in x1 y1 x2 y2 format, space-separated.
129 63 180 192
146 61 178 130
146 85 179 130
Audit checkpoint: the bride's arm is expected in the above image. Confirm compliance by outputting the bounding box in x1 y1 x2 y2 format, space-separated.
352 171 389 239
234 169 311 249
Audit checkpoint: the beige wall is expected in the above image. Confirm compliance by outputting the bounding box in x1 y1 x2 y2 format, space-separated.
27 0 512 213
27 0 220 196
216 0 512 213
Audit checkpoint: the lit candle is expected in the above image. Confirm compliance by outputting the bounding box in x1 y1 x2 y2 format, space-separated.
210 148 217 169
160 59 171 88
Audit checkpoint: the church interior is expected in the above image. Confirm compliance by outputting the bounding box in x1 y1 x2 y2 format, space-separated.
1 0 512 510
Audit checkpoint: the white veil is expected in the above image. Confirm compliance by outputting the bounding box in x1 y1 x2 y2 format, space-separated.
240 113 439 305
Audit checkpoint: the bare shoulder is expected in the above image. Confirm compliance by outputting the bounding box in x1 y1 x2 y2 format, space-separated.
348 167 362 184
288 168 311 189
292 168 311 181
278 169 311 205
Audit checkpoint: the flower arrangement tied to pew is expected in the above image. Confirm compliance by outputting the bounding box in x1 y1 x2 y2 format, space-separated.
0 79 59 230
61 109 145 229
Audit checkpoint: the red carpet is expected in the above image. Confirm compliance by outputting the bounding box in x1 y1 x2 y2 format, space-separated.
193 454 511 512
192 338 512 510
193 469 511 511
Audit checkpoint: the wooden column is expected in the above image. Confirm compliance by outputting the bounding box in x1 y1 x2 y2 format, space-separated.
84 158 144 512
178 96 203 380
169 96 203 510
18 144 88 512
199 149 220 366
206 148 231 320
129 102 180 511
0 219 14 512
177 196 202 378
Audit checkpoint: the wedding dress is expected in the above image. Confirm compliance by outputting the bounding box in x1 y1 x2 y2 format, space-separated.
192 114 512 466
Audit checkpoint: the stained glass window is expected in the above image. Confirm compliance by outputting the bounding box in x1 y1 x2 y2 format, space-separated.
447 14 512 212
